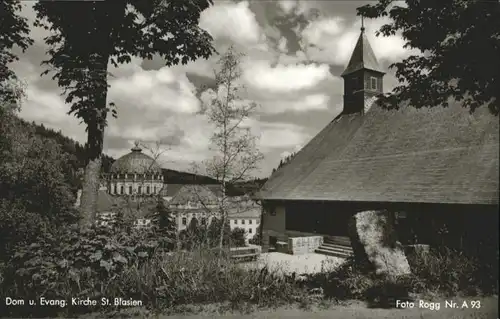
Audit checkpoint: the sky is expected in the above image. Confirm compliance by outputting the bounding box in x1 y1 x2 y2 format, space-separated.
10 0 413 178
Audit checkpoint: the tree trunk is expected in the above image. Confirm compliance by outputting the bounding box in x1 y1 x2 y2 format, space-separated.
218 210 225 249
79 155 102 229
77 52 110 231
218 182 227 249
78 119 105 230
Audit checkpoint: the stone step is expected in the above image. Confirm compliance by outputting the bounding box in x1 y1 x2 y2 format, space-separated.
319 244 353 254
323 236 351 245
315 247 352 258
323 239 351 247
321 242 353 251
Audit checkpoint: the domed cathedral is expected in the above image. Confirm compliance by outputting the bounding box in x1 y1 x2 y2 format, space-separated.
106 141 164 197
77 141 168 229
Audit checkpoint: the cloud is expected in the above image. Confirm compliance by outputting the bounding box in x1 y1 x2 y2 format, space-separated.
19 86 87 143
108 67 201 114
300 16 414 66
240 118 310 151
301 17 345 45
278 0 297 15
243 60 331 92
261 94 329 114
280 143 303 160
258 122 309 150
200 1 266 48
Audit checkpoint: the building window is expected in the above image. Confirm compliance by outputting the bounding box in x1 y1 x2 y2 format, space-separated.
242 219 245 225
234 220 237 225
182 217 187 225
201 217 206 226
154 185 157 194
396 212 407 219
370 77 377 90
249 228 252 234
113 184 117 194
270 206 277 216
249 220 252 225
129 186 132 194
146 186 150 194
138 186 142 194
120 186 124 194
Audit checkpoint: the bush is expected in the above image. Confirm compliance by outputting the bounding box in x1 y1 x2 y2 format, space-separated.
0 110 79 262
406 246 497 296
303 245 497 306
0 224 308 317
249 225 261 245
230 227 246 247
0 224 171 316
179 220 248 250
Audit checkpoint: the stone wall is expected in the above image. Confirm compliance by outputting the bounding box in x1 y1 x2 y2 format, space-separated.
288 236 323 255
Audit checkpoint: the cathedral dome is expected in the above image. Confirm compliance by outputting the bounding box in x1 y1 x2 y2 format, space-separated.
110 143 162 175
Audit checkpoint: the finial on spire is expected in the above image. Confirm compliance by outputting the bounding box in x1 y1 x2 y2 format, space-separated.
131 140 142 152
361 16 365 32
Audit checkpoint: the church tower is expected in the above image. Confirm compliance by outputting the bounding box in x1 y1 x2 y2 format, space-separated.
341 19 385 114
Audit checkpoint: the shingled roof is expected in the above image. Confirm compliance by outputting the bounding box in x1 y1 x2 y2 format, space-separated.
170 184 220 205
259 102 499 205
341 30 385 76
96 189 158 218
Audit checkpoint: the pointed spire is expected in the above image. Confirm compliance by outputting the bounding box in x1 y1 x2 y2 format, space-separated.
341 19 384 77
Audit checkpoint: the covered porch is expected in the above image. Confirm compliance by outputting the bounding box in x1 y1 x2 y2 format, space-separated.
262 202 354 256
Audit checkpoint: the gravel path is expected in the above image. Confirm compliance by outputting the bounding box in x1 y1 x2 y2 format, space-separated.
239 252 345 275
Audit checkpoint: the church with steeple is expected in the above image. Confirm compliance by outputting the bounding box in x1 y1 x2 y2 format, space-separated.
257 21 499 257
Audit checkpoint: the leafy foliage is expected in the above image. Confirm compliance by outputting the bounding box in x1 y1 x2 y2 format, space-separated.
230 227 247 248
405 247 498 296
358 0 500 115
178 217 248 250
0 225 170 317
0 0 33 105
249 225 262 245
302 246 497 306
0 109 79 260
0 223 308 317
151 197 177 244
198 47 264 248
